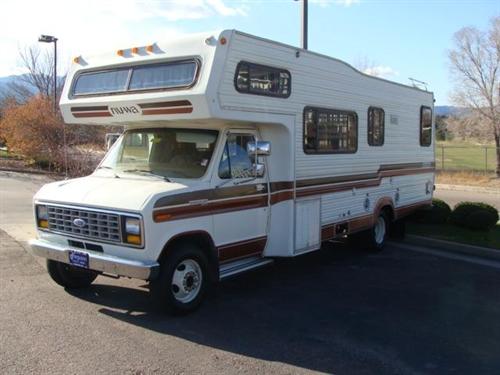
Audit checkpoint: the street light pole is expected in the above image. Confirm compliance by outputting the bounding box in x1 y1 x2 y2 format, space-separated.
301 0 308 50
294 0 308 50
53 38 57 113
38 34 67 177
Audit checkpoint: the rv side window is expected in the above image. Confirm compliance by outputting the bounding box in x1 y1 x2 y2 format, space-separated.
235 62 291 98
218 134 256 179
420 106 432 147
303 107 358 154
368 107 385 146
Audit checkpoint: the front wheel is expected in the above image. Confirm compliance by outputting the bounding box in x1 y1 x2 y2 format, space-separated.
46 259 98 289
150 243 209 315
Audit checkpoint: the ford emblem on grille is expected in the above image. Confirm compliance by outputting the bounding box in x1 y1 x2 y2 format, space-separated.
73 218 87 228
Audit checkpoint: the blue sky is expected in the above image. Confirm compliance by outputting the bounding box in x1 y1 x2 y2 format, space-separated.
1 0 498 105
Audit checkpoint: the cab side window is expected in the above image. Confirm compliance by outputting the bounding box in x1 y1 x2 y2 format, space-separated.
218 134 256 179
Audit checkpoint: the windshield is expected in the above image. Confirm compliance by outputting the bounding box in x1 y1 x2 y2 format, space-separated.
99 128 219 179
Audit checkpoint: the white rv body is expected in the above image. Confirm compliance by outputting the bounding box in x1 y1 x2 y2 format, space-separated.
30 30 434 310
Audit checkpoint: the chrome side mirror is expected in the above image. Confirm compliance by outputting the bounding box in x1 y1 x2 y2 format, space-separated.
247 141 271 156
254 163 265 178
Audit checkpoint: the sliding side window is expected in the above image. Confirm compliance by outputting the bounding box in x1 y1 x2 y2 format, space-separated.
368 107 385 146
420 106 433 147
235 62 291 98
303 107 358 154
218 134 257 179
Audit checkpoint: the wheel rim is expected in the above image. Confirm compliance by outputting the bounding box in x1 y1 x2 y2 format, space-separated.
374 215 386 245
171 259 202 303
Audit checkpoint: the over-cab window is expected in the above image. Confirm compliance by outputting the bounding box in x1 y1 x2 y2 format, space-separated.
303 107 358 154
368 107 385 146
218 134 257 179
72 60 199 97
235 62 291 98
420 106 433 147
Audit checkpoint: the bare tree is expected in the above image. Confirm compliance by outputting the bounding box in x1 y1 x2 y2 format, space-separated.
5 46 64 103
449 16 500 176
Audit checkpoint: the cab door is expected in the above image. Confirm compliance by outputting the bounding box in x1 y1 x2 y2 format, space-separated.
212 131 269 262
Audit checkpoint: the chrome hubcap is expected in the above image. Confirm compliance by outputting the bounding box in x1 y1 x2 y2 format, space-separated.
171 259 202 303
374 216 386 245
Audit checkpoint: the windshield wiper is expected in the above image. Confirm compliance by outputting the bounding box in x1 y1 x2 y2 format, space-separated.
96 166 120 178
122 169 170 182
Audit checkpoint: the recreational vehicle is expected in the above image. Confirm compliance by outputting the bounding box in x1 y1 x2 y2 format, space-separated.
30 30 435 313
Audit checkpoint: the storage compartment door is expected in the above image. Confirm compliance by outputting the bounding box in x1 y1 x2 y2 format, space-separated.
294 198 321 254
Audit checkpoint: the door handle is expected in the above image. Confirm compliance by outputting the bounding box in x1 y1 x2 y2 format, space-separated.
255 184 265 192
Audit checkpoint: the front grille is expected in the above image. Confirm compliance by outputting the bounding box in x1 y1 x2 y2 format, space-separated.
47 205 121 243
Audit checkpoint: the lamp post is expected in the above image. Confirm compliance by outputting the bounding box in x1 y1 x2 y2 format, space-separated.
38 34 58 112
294 0 308 50
38 34 67 177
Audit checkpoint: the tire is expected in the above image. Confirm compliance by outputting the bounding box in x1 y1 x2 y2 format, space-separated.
46 259 98 289
150 242 209 315
352 211 389 252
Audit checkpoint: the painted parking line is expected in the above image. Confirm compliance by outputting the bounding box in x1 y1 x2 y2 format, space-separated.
390 242 500 270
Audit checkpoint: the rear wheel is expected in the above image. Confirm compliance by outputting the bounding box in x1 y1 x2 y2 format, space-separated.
46 259 98 289
352 211 389 252
150 242 209 315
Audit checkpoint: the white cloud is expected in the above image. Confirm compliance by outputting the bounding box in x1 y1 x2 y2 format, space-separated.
311 0 360 7
363 65 399 78
0 0 247 77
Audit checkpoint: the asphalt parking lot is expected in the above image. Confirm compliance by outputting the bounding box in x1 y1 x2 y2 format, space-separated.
2 229 500 374
1 173 500 374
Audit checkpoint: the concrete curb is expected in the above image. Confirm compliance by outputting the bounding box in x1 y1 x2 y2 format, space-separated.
0 167 61 176
435 183 500 195
403 234 500 261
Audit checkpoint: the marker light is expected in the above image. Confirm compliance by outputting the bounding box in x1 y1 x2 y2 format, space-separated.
146 44 154 53
220 37 227 45
36 205 49 228
117 49 124 57
132 47 139 54
73 56 80 64
123 216 142 246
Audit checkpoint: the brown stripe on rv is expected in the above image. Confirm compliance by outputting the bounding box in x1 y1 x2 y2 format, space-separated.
320 200 432 241
142 107 193 115
218 236 267 263
71 106 109 112
73 112 112 118
154 184 269 208
152 163 434 222
138 100 192 109
153 195 268 222
296 163 435 198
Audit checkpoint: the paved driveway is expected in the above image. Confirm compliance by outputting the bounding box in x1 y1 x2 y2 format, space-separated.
1 172 500 374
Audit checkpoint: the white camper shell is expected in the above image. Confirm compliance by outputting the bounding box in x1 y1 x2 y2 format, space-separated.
30 30 434 313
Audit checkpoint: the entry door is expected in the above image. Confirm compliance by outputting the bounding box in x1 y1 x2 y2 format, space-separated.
213 131 269 262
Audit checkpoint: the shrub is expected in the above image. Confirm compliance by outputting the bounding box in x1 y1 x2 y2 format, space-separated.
411 198 451 224
450 202 499 231
0 96 110 176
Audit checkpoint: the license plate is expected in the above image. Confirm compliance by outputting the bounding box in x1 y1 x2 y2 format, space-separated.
68 251 89 268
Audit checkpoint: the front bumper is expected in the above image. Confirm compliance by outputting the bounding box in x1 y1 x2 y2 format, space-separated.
29 239 159 280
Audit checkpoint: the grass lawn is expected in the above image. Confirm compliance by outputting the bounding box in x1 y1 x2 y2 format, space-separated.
435 144 497 172
408 222 500 250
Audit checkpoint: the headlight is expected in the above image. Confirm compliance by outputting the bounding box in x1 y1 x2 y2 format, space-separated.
123 217 142 246
36 205 49 228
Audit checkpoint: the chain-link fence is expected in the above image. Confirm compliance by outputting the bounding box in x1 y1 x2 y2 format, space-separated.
436 146 499 173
